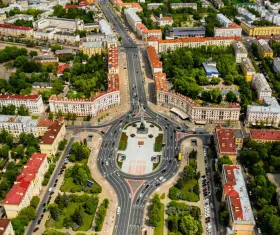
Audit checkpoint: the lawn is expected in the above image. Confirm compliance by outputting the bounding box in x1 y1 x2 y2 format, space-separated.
118 132 128 150
153 156 161 170
117 160 123 169
154 134 163 152
154 203 164 235
46 202 95 231
60 177 101 194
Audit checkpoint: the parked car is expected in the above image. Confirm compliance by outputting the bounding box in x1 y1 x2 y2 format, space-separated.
33 227 39 233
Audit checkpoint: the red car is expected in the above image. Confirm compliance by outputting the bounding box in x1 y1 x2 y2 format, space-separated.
33 227 39 232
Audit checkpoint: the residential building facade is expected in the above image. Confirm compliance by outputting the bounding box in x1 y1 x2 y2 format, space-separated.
256 39 274 59
0 94 44 114
250 129 280 143
241 21 280 36
166 26 206 39
147 45 163 75
170 3 197 10
0 24 33 38
3 153 49 218
233 41 248 63
272 57 280 74
79 41 105 57
241 58 256 81
251 73 272 101
221 165 255 235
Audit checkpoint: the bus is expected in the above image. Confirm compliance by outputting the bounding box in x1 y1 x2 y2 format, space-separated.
178 152 182 161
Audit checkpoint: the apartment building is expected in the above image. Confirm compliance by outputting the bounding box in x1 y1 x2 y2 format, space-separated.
251 73 272 101
141 29 162 42
215 125 243 163
211 0 224 9
250 129 280 143
147 45 163 75
272 57 280 74
0 94 44 114
108 47 119 74
166 26 206 39
217 13 232 27
241 58 256 81
39 119 66 156
246 96 280 127
0 219 15 235
3 153 49 218
0 24 33 38
241 21 280 36
170 3 197 10
256 39 274 59
99 19 114 37
233 41 248 63
5 14 34 24
147 3 163 10
214 15 242 37
221 165 255 235
148 36 241 53
124 7 142 31
33 17 84 31
0 115 38 137
33 56 59 64
79 41 104 57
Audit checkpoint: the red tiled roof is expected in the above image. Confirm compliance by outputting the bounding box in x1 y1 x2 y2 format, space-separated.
147 46 162 69
142 29 162 34
154 72 167 91
65 5 79 9
40 120 64 145
216 126 236 154
0 23 32 31
37 119 55 127
57 65 71 75
160 16 173 21
0 94 39 100
0 219 11 235
223 165 243 220
250 129 280 141
107 74 119 92
3 153 47 205
148 36 159 41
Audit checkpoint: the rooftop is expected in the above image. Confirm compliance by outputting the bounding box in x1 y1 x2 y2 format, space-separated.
223 165 255 224
0 23 32 31
3 153 47 205
252 73 272 93
57 65 71 75
242 58 255 72
202 61 219 75
216 125 237 154
40 120 64 145
147 46 162 69
250 129 280 141
257 39 273 52
234 41 248 54
0 94 39 100
247 96 280 113
168 26 206 32
81 41 104 48
0 115 38 127
157 36 241 44
0 219 11 235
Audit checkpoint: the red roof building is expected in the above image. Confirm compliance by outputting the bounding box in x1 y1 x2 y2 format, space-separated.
0 219 14 235
222 165 255 234
0 94 39 101
57 65 71 76
3 153 48 218
0 24 32 31
250 129 280 142
147 46 162 75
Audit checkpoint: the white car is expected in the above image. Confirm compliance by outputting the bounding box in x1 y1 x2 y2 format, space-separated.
105 161 108 166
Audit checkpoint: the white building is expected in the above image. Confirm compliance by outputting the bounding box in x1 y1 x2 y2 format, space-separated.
33 17 84 31
238 7 257 21
147 3 164 10
233 41 248 63
251 73 272 101
0 115 38 137
273 57 280 74
214 25 242 37
99 19 114 37
246 96 280 126
3 153 49 218
0 24 33 38
217 13 232 27
170 3 197 10
124 7 142 30
158 15 173 27
0 94 44 114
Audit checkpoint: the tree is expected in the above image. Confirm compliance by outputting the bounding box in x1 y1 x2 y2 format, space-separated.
44 227 65 235
179 214 199 235
72 206 84 226
12 145 25 160
83 197 98 215
30 196 40 209
63 217 73 228
48 204 60 221
29 51 38 57
56 109 63 118
218 155 233 171
11 218 26 235
149 194 161 227
17 105 29 116
182 165 195 181
17 206 36 224
226 91 237 102
48 111 54 120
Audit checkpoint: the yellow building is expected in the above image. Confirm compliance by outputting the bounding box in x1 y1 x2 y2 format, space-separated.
80 41 104 57
241 58 256 81
256 39 274 59
0 24 33 38
241 21 280 36
39 120 66 156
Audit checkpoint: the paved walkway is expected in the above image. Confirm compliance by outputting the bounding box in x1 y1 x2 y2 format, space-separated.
142 137 207 235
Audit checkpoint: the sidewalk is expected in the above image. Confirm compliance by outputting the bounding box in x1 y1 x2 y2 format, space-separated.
142 137 207 235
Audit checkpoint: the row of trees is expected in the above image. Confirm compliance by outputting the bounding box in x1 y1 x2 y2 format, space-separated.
0 104 29 116
149 194 162 227
94 198 109 231
69 141 91 162
0 46 27 63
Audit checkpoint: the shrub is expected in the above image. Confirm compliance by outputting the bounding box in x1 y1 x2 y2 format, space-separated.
30 196 40 209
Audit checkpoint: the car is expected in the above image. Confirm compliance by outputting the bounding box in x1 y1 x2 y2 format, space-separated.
117 207 121 215
33 227 39 233
129 193 131 198
257 228 261 234
42 203 46 207
37 219 41 225
55 179 58 183
43 208 46 213
40 214 44 219
161 169 166 173
106 161 108 166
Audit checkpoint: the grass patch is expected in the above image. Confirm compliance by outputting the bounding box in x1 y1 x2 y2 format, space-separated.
46 202 95 231
117 160 123 169
154 134 163 152
153 156 161 170
60 177 101 194
118 132 128 150
31 115 39 119
154 203 164 235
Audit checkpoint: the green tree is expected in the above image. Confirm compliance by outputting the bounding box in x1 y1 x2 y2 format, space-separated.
17 105 29 116
11 218 26 235
83 197 99 215
226 91 237 102
48 204 60 221
179 214 199 235
72 206 84 226
17 206 36 224
149 194 161 227
182 165 195 181
224 74 234 85
48 111 54 120
29 51 38 57
30 196 40 209
218 155 233 171
13 55 28 68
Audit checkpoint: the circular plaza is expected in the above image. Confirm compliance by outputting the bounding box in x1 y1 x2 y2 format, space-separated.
116 120 164 175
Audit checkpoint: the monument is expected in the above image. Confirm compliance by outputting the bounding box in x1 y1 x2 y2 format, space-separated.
137 104 148 134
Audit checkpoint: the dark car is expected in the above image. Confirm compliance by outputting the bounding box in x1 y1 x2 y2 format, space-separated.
33 227 39 233
43 208 46 213
40 214 44 219
37 219 41 225
161 169 166 173
55 179 58 183
42 203 46 207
